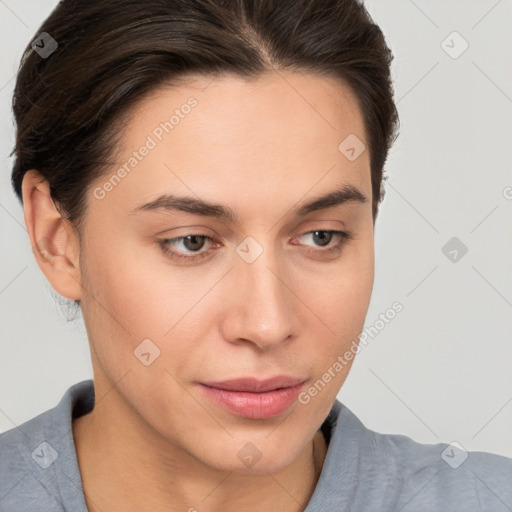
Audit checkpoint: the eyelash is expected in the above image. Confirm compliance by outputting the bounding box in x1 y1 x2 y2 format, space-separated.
158 230 354 263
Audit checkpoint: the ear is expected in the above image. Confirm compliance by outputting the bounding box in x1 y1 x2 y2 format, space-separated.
21 170 83 301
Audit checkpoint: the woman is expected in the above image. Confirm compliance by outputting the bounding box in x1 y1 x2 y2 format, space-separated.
1 0 511 511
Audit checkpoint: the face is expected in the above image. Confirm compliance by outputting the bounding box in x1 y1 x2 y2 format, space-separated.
78 71 374 473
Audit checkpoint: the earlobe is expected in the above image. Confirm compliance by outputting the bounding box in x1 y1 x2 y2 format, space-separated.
21 170 83 301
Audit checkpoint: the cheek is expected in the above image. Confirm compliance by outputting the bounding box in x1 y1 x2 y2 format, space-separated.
83 233 173 327
296 238 374 399
78 237 169 372
81 225 373 376
79 235 219 369
304 239 374 337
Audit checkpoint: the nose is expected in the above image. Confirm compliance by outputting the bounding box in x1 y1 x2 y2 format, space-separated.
219 246 295 350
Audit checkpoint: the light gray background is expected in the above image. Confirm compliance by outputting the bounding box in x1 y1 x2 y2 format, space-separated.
1 0 511 458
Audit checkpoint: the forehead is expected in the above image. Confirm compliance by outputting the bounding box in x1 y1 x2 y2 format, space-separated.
91 71 371 219
121 71 367 155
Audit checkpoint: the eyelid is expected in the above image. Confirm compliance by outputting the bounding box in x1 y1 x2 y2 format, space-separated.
158 234 216 262
291 230 354 254
158 229 354 263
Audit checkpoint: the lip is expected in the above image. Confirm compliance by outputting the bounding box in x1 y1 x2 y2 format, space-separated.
198 376 307 419
201 376 306 393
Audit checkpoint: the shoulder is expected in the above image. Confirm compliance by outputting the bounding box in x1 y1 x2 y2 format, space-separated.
0 380 94 512
318 400 512 511
0 407 62 511
374 428 512 511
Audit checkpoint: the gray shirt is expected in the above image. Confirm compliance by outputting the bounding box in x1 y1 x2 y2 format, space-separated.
1 379 511 511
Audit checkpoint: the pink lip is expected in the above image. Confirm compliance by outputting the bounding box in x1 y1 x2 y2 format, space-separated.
198 376 307 419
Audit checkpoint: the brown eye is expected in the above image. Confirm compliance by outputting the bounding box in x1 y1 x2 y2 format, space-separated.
310 231 334 247
297 230 353 250
180 235 208 252
158 234 215 262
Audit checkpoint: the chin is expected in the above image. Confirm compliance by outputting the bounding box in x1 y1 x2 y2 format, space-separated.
199 437 302 475
211 456 294 475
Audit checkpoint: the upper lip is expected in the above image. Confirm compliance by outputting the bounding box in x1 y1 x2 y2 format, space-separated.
200 376 307 393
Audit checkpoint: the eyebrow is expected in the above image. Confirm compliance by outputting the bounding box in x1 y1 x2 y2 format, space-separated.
129 183 367 222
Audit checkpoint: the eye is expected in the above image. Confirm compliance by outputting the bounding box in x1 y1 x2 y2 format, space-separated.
293 230 354 255
158 234 216 262
158 229 354 263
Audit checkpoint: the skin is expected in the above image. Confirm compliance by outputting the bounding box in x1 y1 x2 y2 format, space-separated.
22 71 375 512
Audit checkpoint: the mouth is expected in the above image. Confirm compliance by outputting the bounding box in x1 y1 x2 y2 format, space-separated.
198 376 307 419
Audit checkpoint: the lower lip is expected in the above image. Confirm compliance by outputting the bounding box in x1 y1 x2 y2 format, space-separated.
198 383 305 419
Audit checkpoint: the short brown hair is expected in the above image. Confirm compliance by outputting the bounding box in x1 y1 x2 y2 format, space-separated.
11 0 399 235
